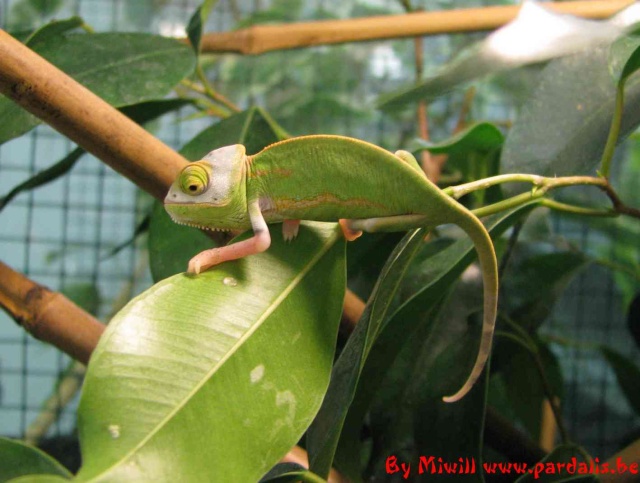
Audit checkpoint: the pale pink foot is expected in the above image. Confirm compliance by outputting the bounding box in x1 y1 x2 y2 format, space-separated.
339 219 363 241
282 219 300 242
188 229 271 274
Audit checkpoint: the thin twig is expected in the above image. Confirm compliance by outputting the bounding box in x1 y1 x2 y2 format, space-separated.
600 83 624 179
196 63 241 113
446 173 640 221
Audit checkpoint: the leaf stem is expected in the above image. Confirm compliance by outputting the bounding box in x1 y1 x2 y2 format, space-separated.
178 80 231 118
600 83 625 179
195 63 241 113
446 173 640 220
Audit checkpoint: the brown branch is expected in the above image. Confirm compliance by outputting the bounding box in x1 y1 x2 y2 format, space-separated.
194 0 633 55
600 438 640 483
0 29 188 201
0 261 105 364
341 289 366 333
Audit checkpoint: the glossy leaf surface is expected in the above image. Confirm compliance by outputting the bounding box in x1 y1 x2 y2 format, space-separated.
77 222 345 481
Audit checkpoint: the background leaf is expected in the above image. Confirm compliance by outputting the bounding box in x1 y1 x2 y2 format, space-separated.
0 28 195 144
601 346 640 416
377 1 630 111
411 122 504 155
501 45 640 184
0 99 191 213
0 437 72 481
609 30 640 85
77 222 345 481
186 0 218 55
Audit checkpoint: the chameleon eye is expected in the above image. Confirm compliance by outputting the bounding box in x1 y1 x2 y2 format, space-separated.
179 164 209 196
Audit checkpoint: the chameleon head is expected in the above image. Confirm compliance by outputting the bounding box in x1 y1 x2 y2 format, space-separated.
164 144 249 231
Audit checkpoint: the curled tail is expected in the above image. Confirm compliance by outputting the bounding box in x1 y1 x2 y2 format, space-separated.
443 210 498 403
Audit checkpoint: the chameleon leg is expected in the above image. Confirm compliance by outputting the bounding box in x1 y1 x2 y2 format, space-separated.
394 150 426 178
339 219 362 241
187 199 271 274
347 214 433 233
282 219 300 242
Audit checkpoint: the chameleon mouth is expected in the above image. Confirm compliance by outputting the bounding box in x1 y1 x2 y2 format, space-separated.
166 214 229 232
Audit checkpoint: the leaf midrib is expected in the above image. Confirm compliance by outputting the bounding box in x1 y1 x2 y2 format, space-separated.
89 226 339 481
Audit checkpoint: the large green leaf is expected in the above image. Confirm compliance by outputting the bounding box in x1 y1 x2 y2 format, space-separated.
148 107 284 282
0 27 195 144
76 222 345 481
501 45 640 183
0 436 72 481
377 2 632 111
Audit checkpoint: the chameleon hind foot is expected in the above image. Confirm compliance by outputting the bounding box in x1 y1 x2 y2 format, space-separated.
339 219 362 241
282 219 300 242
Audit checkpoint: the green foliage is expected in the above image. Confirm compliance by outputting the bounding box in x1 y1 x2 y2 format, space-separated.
377 1 631 111
186 0 218 55
601 346 640 416
0 23 195 144
501 44 640 182
2 2 640 482
609 29 640 85
0 437 72 481
76 223 345 481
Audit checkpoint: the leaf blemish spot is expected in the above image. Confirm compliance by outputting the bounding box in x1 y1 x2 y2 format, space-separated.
108 424 121 439
250 364 265 383
222 276 238 287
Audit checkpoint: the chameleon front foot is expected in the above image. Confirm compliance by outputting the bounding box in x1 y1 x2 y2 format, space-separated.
187 228 272 274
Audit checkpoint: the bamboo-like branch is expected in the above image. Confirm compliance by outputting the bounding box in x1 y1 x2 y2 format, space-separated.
0 261 105 364
195 0 633 55
0 30 188 201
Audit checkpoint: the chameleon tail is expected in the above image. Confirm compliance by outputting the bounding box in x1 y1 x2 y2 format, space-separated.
442 210 498 403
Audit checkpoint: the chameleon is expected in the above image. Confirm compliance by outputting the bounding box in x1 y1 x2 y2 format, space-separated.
164 135 498 403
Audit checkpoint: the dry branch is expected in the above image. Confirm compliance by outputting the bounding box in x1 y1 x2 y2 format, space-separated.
196 0 633 55
0 261 105 364
0 30 188 201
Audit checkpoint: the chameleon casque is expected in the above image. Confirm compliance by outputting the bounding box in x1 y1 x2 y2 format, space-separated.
164 135 498 403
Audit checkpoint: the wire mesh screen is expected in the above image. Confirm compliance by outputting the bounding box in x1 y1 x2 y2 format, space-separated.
0 0 638 468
